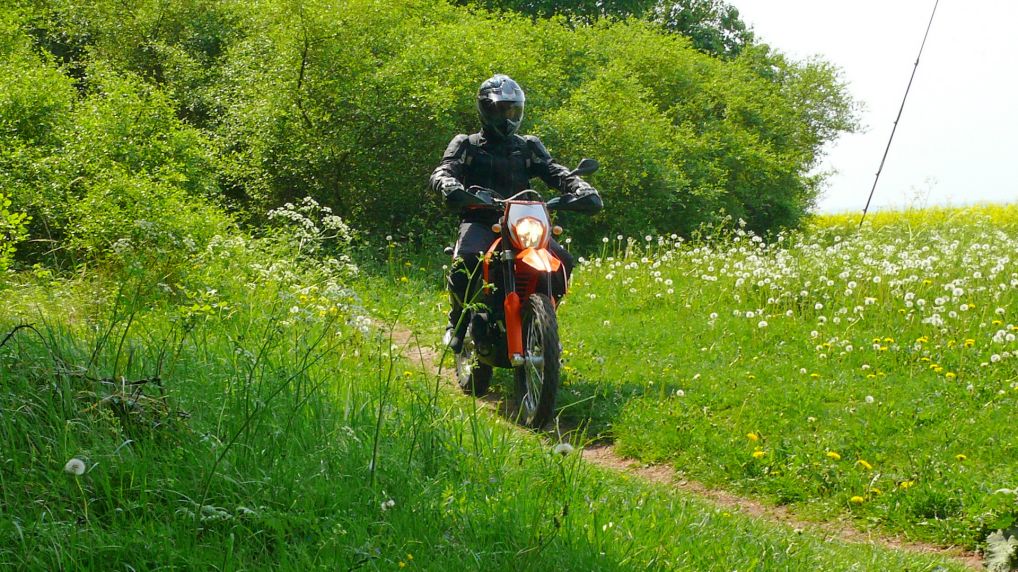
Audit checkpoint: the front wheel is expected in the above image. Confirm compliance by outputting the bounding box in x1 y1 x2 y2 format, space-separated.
513 294 560 428
456 335 492 396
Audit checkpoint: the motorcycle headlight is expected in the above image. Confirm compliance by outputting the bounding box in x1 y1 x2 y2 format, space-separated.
513 217 546 249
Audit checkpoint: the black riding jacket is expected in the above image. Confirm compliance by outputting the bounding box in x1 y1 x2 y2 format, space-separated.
430 128 593 224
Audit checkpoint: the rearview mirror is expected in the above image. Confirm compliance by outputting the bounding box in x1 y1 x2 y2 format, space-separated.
568 158 599 177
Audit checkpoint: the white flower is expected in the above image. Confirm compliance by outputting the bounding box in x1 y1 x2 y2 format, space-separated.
381 499 396 511
552 443 575 456
709 312 718 320
991 354 1002 363
865 395 875 404
814 302 824 311
675 389 686 397
64 458 86 476
758 320 768 328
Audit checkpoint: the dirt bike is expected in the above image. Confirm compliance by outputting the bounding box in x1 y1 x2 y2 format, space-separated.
444 158 601 428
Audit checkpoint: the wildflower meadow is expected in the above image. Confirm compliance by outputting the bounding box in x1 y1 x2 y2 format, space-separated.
556 204 1018 548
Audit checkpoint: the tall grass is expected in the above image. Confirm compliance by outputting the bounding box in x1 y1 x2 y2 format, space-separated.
0 222 972 570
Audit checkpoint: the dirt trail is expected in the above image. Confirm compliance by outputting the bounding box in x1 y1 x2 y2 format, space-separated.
389 325 983 571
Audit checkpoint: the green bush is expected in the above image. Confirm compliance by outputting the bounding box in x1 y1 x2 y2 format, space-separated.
0 192 29 271
10 0 857 256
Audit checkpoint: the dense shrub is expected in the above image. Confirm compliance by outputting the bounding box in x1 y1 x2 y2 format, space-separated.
6 0 856 261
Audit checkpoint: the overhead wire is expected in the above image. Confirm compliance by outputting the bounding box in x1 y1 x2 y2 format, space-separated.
859 0 941 228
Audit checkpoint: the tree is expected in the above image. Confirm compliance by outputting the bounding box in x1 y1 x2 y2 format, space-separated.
652 0 753 57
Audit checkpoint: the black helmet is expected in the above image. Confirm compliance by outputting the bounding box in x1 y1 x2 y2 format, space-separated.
477 74 525 138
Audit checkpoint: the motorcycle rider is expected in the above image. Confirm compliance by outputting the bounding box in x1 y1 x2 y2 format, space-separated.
430 74 602 352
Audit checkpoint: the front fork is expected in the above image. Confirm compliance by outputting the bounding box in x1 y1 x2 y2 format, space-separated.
505 291 524 366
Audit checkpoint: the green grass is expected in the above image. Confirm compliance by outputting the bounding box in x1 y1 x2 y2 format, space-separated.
0 227 971 570
558 205 1018 548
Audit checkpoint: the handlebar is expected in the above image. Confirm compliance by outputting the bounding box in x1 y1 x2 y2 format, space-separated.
461 185 600 214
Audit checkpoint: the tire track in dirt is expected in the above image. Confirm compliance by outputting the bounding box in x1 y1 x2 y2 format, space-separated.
388 325 983 570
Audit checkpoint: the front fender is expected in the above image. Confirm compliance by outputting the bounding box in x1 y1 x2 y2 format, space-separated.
516 248 561 273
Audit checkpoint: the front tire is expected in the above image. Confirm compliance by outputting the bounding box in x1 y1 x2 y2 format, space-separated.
456 336 492 396
513 294 560 428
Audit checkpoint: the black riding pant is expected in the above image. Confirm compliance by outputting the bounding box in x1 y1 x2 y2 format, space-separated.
447 221 574 330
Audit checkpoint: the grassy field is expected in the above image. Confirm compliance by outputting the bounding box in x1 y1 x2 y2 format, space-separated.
552 204 1018 549
1 217 974 570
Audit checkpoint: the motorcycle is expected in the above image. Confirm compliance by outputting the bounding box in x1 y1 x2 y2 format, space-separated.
444 158 601 428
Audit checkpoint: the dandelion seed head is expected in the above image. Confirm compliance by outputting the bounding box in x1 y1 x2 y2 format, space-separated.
64 458 86 476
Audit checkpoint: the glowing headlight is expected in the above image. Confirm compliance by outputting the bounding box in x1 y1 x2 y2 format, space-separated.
514 217 546 249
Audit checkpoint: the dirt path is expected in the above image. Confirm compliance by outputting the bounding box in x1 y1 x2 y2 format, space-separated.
389 325 983 570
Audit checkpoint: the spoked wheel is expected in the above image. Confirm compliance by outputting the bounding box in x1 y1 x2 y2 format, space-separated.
455 335 492 396
513 293 560 428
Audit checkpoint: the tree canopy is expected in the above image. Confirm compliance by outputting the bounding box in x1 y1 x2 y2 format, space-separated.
1 0 856 265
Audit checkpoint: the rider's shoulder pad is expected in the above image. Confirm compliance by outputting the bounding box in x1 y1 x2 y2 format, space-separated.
442 134 470 161
522 135 552 163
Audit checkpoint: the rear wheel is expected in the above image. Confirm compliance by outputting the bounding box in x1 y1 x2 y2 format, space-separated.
456 335 492 396
513 294 560 428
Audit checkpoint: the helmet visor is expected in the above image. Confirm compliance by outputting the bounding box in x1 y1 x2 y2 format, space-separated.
484 100 523 123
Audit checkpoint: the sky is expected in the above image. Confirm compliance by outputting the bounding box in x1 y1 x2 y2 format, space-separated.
731 0 1018 213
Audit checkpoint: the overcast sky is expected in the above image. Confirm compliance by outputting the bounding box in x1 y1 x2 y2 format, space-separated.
731 0 1018 213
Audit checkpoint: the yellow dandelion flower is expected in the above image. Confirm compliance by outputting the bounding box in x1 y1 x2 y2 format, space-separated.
915 336 929 344
899 480 915 489
964 339 975 348
879 346 888 352
884 338 895 344
920 357 931 362
752 450 766 459
810 373 821 379
955 454 967 462
746 432 759 442
947 340 956 348
399 562 407 568
856 459 873 471
867 374 877 379
922 279 932 286
870 487 882 495
826 451 841 461
871 337 881 344
850 496 865 504
992 320 1003 326
945 372 957 380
